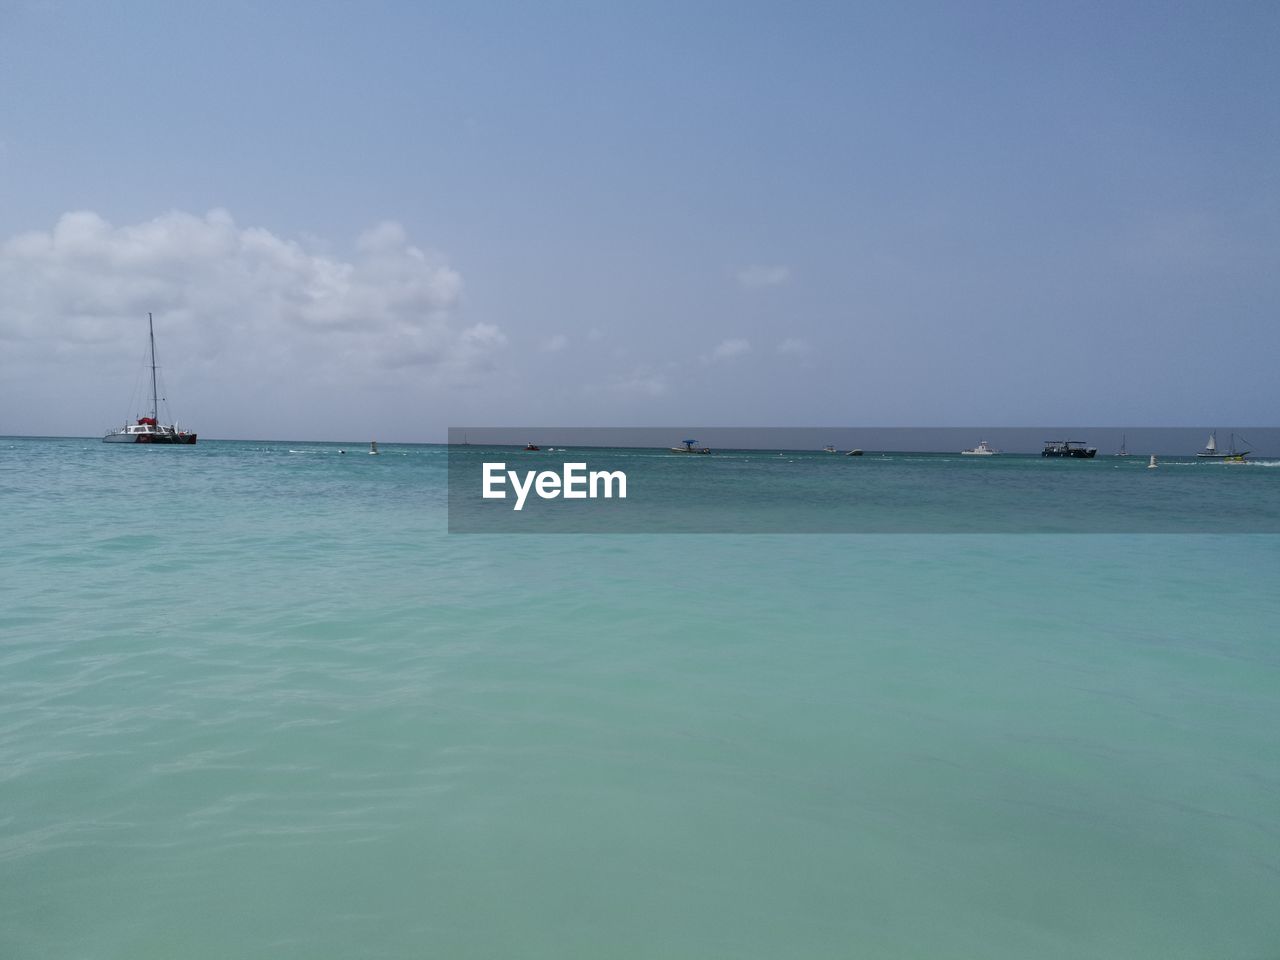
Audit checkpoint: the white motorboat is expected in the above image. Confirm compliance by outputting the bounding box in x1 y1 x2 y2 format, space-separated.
960 440 999 456
670 439 711 454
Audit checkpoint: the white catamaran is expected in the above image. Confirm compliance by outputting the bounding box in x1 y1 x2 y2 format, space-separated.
103 314 197 445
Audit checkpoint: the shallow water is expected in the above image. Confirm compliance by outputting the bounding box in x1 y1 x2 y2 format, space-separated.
2 438 1278 958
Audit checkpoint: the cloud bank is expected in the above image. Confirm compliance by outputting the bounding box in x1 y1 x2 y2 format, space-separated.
0 209 499 379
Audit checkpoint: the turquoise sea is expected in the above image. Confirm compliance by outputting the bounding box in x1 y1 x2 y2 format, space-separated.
2 438 1279 958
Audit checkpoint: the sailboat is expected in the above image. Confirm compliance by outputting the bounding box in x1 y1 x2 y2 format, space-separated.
103 314 197 444
1196 431 1249 461
1115 434 1129 457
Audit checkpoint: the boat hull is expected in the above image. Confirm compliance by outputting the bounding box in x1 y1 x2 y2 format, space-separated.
103 432 197 444
1042 448 1096 458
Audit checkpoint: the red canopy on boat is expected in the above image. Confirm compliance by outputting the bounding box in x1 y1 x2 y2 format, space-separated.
137 417 157 425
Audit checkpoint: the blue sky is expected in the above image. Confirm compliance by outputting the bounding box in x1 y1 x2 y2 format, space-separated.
1 1 1277 440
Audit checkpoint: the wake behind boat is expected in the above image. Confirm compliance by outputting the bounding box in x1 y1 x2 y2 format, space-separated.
103 313 197 445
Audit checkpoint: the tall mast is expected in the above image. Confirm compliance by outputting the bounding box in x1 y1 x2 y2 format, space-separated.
148 312 159 422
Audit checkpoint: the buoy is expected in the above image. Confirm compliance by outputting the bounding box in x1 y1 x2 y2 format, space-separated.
1148 454 1157 469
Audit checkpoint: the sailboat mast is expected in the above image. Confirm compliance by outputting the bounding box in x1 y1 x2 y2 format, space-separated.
148 312 158 422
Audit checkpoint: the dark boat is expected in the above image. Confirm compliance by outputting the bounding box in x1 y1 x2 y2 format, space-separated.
1042 440 1096 458
524 442 540 451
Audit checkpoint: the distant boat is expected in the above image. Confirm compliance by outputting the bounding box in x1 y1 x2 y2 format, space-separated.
369 440 379 455
1148 454 1158 469
103 313 197 445
823 444 837 454
1196 431 1249 461
845 448 864 456
670 439 710 454
1116 434 1129 457
1042 440 1097 458
960 440 999 456
524 442 540 451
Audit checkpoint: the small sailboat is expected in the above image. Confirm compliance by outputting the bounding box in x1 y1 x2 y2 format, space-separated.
1196 431 1249 461
1116 434 1129 457
103 313 197 444
1148 454 1158 469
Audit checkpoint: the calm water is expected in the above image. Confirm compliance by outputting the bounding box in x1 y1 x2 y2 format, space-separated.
2 438 1278 958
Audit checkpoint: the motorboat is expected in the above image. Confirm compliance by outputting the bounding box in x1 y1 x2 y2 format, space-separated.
1042 440 1097 458
670 439 711 454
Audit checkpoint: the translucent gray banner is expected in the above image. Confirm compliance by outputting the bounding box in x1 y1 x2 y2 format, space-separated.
447 428 1280 533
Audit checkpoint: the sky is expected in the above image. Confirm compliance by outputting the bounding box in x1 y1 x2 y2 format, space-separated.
1 0 1277 441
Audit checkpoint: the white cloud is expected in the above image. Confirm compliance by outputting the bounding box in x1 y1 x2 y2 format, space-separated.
735 264 792 289
710 337 751 362
777 337 811 356
540 333 568 352
0 209 494 380
605 366 668 397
